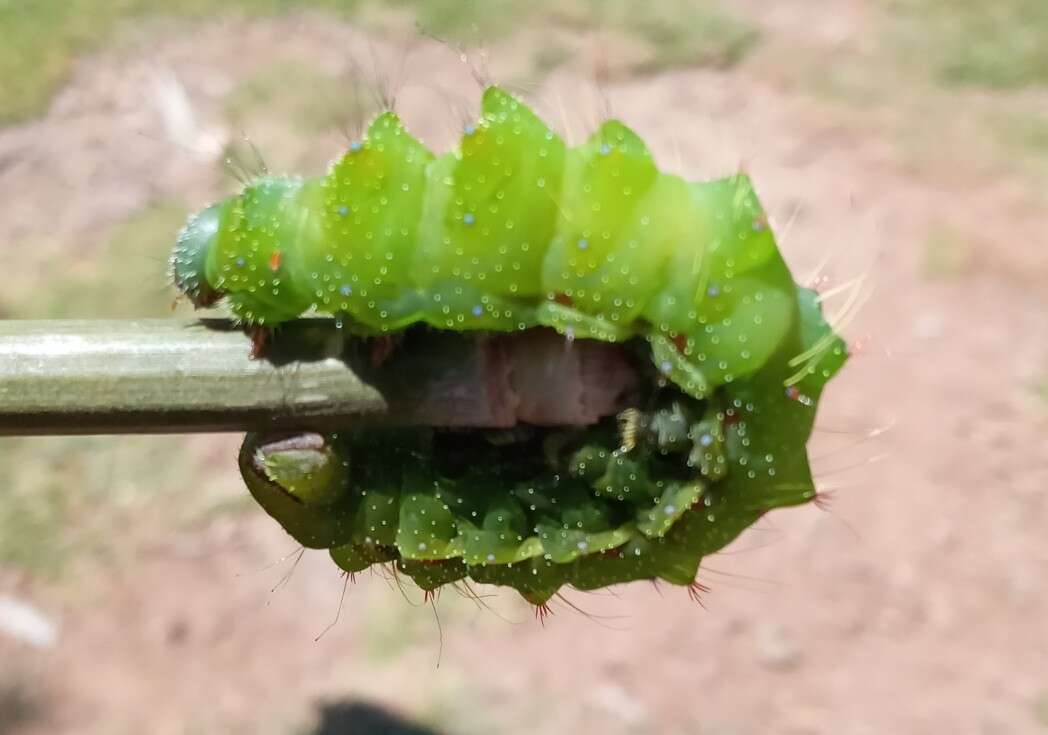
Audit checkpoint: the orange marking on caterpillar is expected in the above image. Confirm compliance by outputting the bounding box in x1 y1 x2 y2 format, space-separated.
553 293 573 307
672 334 688 354
268 250 283 272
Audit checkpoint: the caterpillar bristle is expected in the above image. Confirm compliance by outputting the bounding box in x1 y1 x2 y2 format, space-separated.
533 602 554 625
313 569 352 643
686 580 711 608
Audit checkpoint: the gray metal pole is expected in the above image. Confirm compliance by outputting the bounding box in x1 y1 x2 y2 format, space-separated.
0 319 389 435
0 319 637 436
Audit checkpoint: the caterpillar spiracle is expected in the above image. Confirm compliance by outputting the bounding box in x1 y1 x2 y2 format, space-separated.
173 85 849 606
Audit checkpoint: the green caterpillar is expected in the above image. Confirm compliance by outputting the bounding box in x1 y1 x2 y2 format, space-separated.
174 85 849 606
173 85 801 398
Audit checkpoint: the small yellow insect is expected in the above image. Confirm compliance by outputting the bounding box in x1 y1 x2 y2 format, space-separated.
617 408 645 453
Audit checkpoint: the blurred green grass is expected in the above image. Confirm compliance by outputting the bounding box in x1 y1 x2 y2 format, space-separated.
888 0 1048 88
921 225 973 279
9 0 1048 128
0 0 364 125
219 59 381 176
1036 692 1048 727
359 588 438 664
225 60 374 136
0 435 245 576
0 0 758 124
357 580 510 664
755 2 1048 190
1 201 245 576
398 0 759 71
1 202 188 320
419 673 501 735
602 0 758 73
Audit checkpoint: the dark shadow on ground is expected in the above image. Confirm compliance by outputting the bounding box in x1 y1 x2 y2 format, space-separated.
0 679 41 735
307 700 443 735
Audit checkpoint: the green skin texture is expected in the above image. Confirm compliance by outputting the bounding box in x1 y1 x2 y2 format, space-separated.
174 85 849 604
238 288 846 605
173 86 799 399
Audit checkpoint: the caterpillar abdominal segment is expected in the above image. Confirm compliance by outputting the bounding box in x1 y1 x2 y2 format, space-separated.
183 85 849 605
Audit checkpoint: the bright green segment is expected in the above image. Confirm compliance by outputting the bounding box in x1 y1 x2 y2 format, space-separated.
175 85 802 396
308 112 434 330
646 177 797 389
238 289 847 604
205 178 317 325
413 86 565 330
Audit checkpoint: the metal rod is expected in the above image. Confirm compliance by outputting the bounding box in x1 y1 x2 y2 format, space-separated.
0 319 639 436
0 319 387 435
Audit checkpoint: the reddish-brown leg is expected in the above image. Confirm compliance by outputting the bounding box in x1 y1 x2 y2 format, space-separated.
249 325 271 360
370 335 395 368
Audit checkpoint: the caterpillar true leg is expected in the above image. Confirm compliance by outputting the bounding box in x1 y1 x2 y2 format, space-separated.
248 325 271 360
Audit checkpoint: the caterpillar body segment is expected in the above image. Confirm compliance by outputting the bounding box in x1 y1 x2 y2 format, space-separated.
412 88 565 330
315 111 434 331
172 86 798 396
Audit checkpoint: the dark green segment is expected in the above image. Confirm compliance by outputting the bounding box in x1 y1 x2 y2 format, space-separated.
170 202 226 308
238 294 847 604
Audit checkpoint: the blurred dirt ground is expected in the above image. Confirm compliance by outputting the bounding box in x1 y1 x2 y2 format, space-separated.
1 3 1046 734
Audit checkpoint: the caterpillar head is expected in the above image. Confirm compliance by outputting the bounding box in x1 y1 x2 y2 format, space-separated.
171 201 225 308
